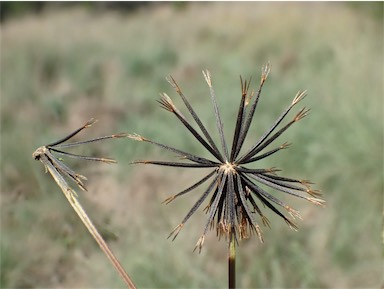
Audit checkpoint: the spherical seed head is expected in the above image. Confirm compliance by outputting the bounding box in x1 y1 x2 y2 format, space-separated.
131 65 324 251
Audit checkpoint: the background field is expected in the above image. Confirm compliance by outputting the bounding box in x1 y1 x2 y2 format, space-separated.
1 2 383 288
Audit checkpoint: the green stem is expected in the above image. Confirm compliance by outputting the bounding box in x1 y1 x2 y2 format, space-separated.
228 228 236 289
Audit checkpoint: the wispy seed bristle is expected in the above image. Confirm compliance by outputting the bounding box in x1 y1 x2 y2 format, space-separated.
286 206 303 220
294 107 310 122
158 93 175 112
255 225 264 243
308 197 326 207
77 174 87 180
286 219 298 231
202 70 212 87
127 134 145 141
281 142 291 149
307 188 322 197
261 62 271 82
167 223 184 240
245 89 255 106
166 76 182 94
268 167 281 174
261 215 271 228
98 158 117 164
300 179 314 188
193 235 205 253
292 90 307 106
162 195 176 204
85 118 98 128
112 133 129 138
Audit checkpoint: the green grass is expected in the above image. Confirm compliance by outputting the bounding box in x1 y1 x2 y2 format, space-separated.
1 2 382 288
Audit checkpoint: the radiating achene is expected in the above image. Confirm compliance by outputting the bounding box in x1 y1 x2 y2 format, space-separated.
129 64 324 253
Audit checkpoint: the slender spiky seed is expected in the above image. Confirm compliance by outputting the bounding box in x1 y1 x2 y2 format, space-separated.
128 66 323 252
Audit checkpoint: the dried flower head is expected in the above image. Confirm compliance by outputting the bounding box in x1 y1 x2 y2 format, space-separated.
32 119 137 288
33 118 127 192
129 64 324 252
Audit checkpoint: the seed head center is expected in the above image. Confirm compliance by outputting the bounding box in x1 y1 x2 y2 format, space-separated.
221 162 236 174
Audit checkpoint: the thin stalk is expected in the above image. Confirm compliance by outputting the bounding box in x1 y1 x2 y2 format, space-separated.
41 154 137 289
229 228 236 289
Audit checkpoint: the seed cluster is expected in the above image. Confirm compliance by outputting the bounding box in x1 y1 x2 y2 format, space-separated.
129 64 324 252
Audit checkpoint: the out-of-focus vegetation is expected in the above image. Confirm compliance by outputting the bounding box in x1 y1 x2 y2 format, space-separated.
1 2 382 288
0 2 154 22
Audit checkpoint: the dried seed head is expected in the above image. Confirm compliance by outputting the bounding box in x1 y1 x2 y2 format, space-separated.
220 162 236 174
129 65 323 251
32 146 46 160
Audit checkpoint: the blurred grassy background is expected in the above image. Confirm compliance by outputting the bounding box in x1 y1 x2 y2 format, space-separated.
1 2 382 288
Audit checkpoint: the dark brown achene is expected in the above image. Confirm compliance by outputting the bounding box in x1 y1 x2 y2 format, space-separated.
129 63 324 252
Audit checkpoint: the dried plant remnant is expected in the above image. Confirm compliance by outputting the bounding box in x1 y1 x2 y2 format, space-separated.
33 119 136 289
129 64 324 252
33 118 127 191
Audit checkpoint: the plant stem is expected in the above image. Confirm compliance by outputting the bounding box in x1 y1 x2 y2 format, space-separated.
228 227 236 289
42 156 137 289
